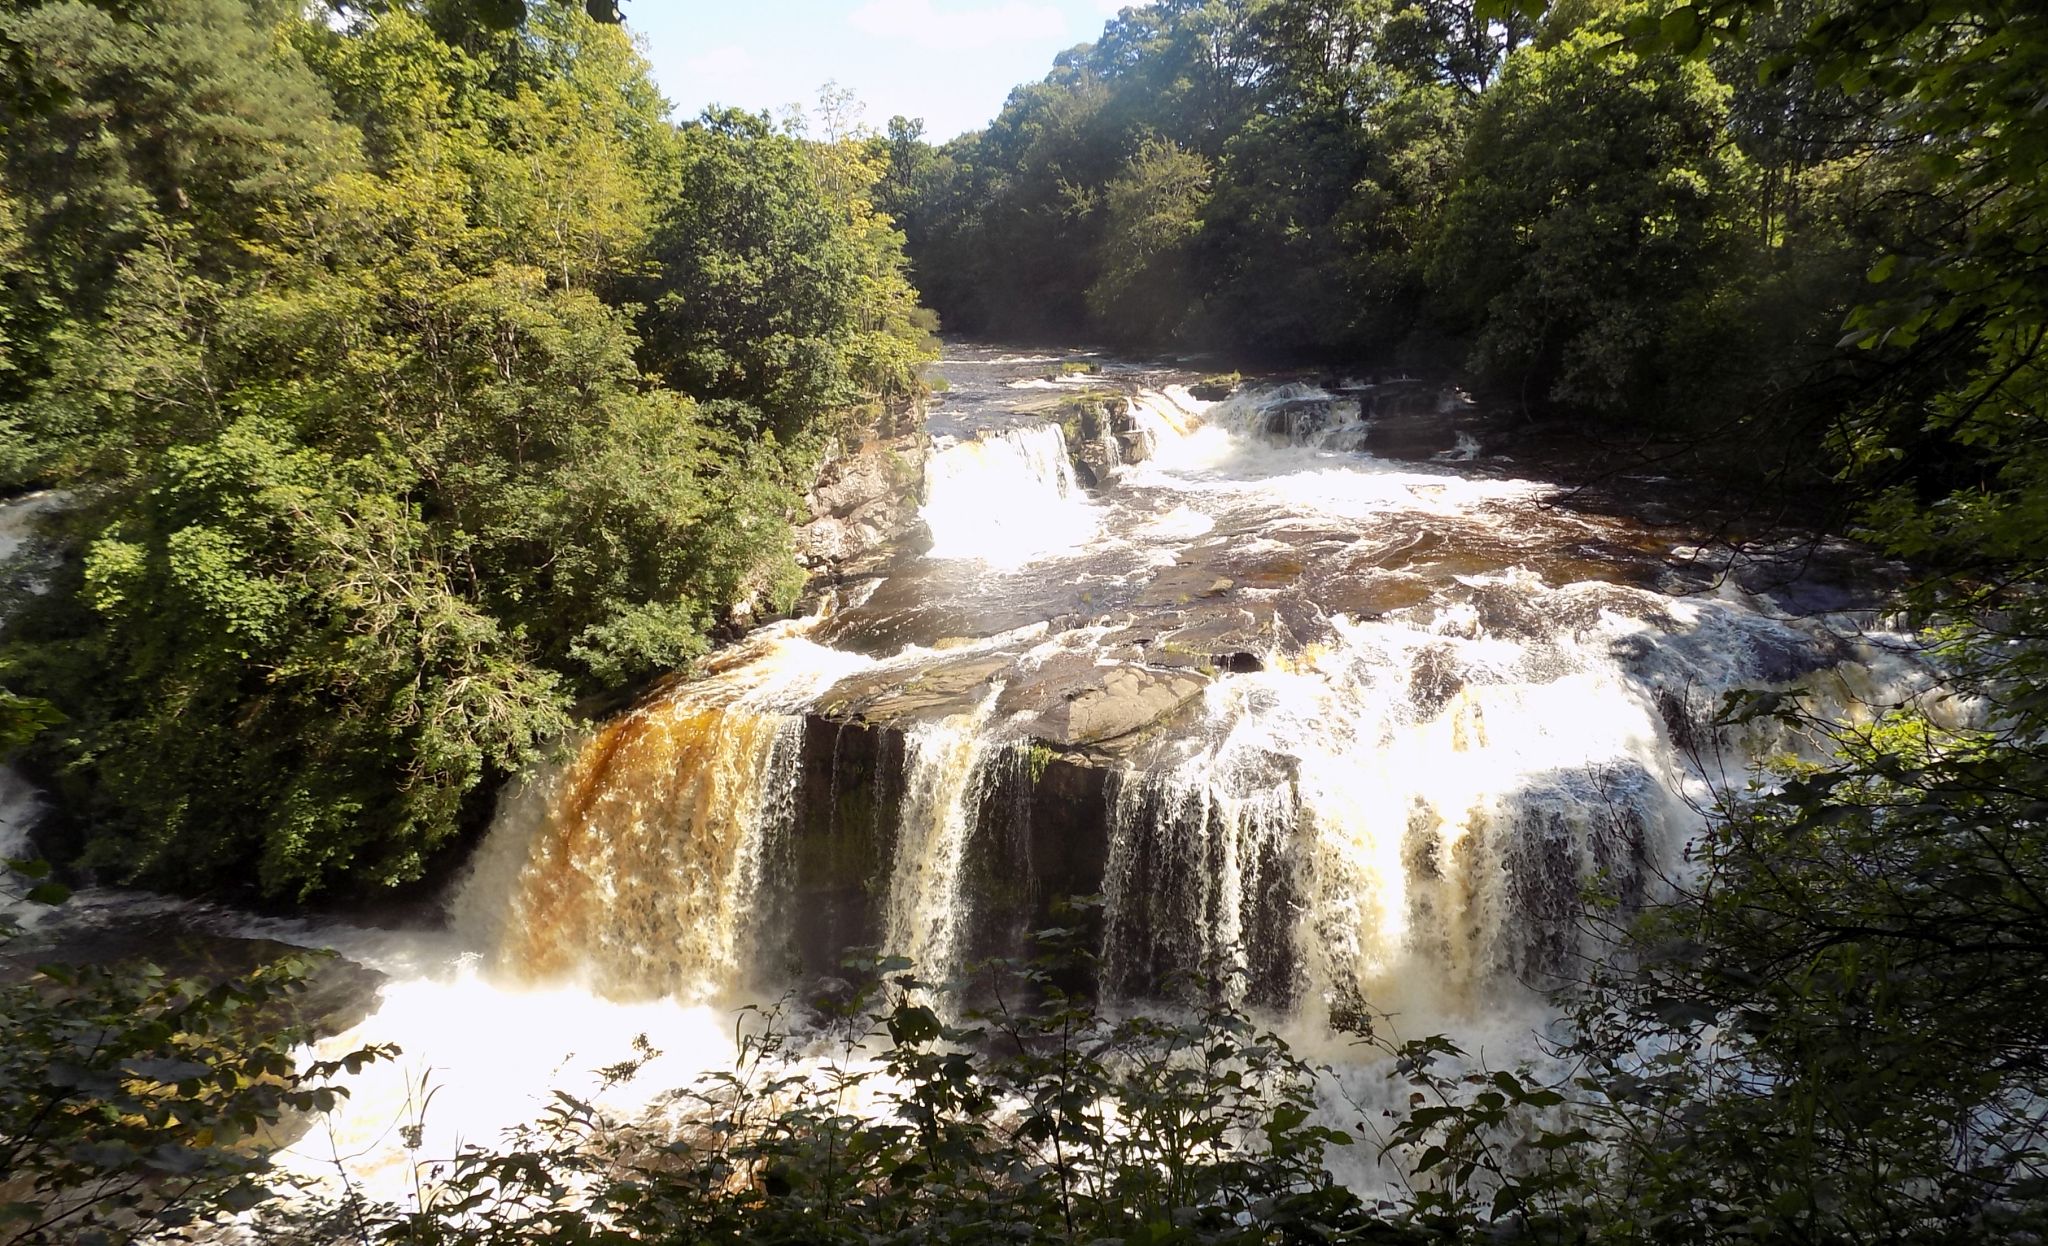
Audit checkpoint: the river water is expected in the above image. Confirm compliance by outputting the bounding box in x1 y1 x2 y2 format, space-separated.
1 345 1937 1208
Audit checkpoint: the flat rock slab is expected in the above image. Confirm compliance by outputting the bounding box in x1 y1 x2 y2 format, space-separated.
820 651 1017 726
1039 664 1209 747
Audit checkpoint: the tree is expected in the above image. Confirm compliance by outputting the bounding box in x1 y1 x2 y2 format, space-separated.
1088 138 1212 342
1429 0 1747 414
0 0 933 899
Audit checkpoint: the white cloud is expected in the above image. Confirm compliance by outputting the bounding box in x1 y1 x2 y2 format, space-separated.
848 0 1066 51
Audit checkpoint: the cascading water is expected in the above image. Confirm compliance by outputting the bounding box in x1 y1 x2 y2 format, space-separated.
436 359 1928 1023
4 347 1936 1209
880 688 1003 988
440 359 1925 1030
921 423 1097 566
458 705 803 1001
448 624 875 1000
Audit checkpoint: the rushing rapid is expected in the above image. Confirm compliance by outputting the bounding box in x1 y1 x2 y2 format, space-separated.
436 347 1924 1020
0 345 1934 1206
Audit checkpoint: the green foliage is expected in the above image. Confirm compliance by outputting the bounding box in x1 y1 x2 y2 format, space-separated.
1430 3 1747 414
1088 138 1212 342
0 0 933 897
882 0 1518 358
0 690 60 755
0 948 392 1246
641 103 933 441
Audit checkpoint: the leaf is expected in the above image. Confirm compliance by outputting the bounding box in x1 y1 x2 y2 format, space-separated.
1659 6 1704 54
26 882 71 906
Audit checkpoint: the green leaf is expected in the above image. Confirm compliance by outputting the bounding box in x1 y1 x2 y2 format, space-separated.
1659 6 1704 54
26 882 71 906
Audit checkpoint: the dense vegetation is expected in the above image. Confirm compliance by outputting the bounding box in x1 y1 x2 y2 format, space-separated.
0 0 933 899
3 0 2048 1241
883 0 1911 443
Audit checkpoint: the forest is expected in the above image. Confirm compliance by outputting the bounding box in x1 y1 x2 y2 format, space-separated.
0 0 933 901
2 0 2046 1242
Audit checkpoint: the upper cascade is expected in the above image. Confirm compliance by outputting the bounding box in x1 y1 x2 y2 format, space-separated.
920 423 1099 566
450 345 1932 1026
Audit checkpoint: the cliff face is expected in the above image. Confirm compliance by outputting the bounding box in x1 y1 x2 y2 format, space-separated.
793 419 930 585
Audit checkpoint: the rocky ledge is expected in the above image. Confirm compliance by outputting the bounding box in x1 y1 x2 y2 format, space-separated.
793 417 929 583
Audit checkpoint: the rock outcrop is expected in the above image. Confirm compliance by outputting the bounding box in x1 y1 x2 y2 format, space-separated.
1037 666 1209 748
793 422 928 581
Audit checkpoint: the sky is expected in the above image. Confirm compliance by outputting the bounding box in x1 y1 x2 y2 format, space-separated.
623 1 1147 143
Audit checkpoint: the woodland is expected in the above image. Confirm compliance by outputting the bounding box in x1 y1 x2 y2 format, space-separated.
1 0 2045 1242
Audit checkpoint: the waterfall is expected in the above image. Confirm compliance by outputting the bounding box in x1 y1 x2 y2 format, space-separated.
1101 760 1298 1006
921 424 1098 566
1092 580 1865 1022
880 689 1003 987
1123 388 1208 461
12 348 1940 1218
450 625 873 1001
454 700 803 1001
440 358 1928 1031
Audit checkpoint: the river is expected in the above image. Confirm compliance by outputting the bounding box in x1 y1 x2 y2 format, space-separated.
1 344 1936 1209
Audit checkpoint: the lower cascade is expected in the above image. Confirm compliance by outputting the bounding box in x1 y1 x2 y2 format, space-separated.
446 349 1928 1029
0 346 1929 1211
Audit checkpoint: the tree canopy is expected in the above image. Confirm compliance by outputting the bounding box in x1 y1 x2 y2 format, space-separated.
0 0 933 898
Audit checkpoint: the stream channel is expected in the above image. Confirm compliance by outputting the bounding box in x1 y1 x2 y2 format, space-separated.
0 343 1938 1205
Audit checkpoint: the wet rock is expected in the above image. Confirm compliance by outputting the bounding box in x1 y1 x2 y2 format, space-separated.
1727 537 1905 615
1654 686 1709 756
1408 643 1465 715
1150 608 1279 672
1610 607 1849 690
1042 666 1209 747
1101 750 1301 1007
1189 373 1241 401
763 711 1122 989
1359 385 1468 461
1309 575 1432 620
1742 620 1850 684
821 651 1016 725
1257 397 1335 441
1038 390 1134 490
1071 438 1114 489
1138 556 1258 608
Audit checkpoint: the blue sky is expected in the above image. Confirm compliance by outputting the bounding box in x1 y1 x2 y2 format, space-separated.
624 1 1146 142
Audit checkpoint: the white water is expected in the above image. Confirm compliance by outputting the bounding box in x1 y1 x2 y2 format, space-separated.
2 492 64 910
880 687 1003 989
1 358 1941 1216
921 424 1099 566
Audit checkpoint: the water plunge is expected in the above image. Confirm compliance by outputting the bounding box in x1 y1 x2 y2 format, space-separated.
445 351 1923 1026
